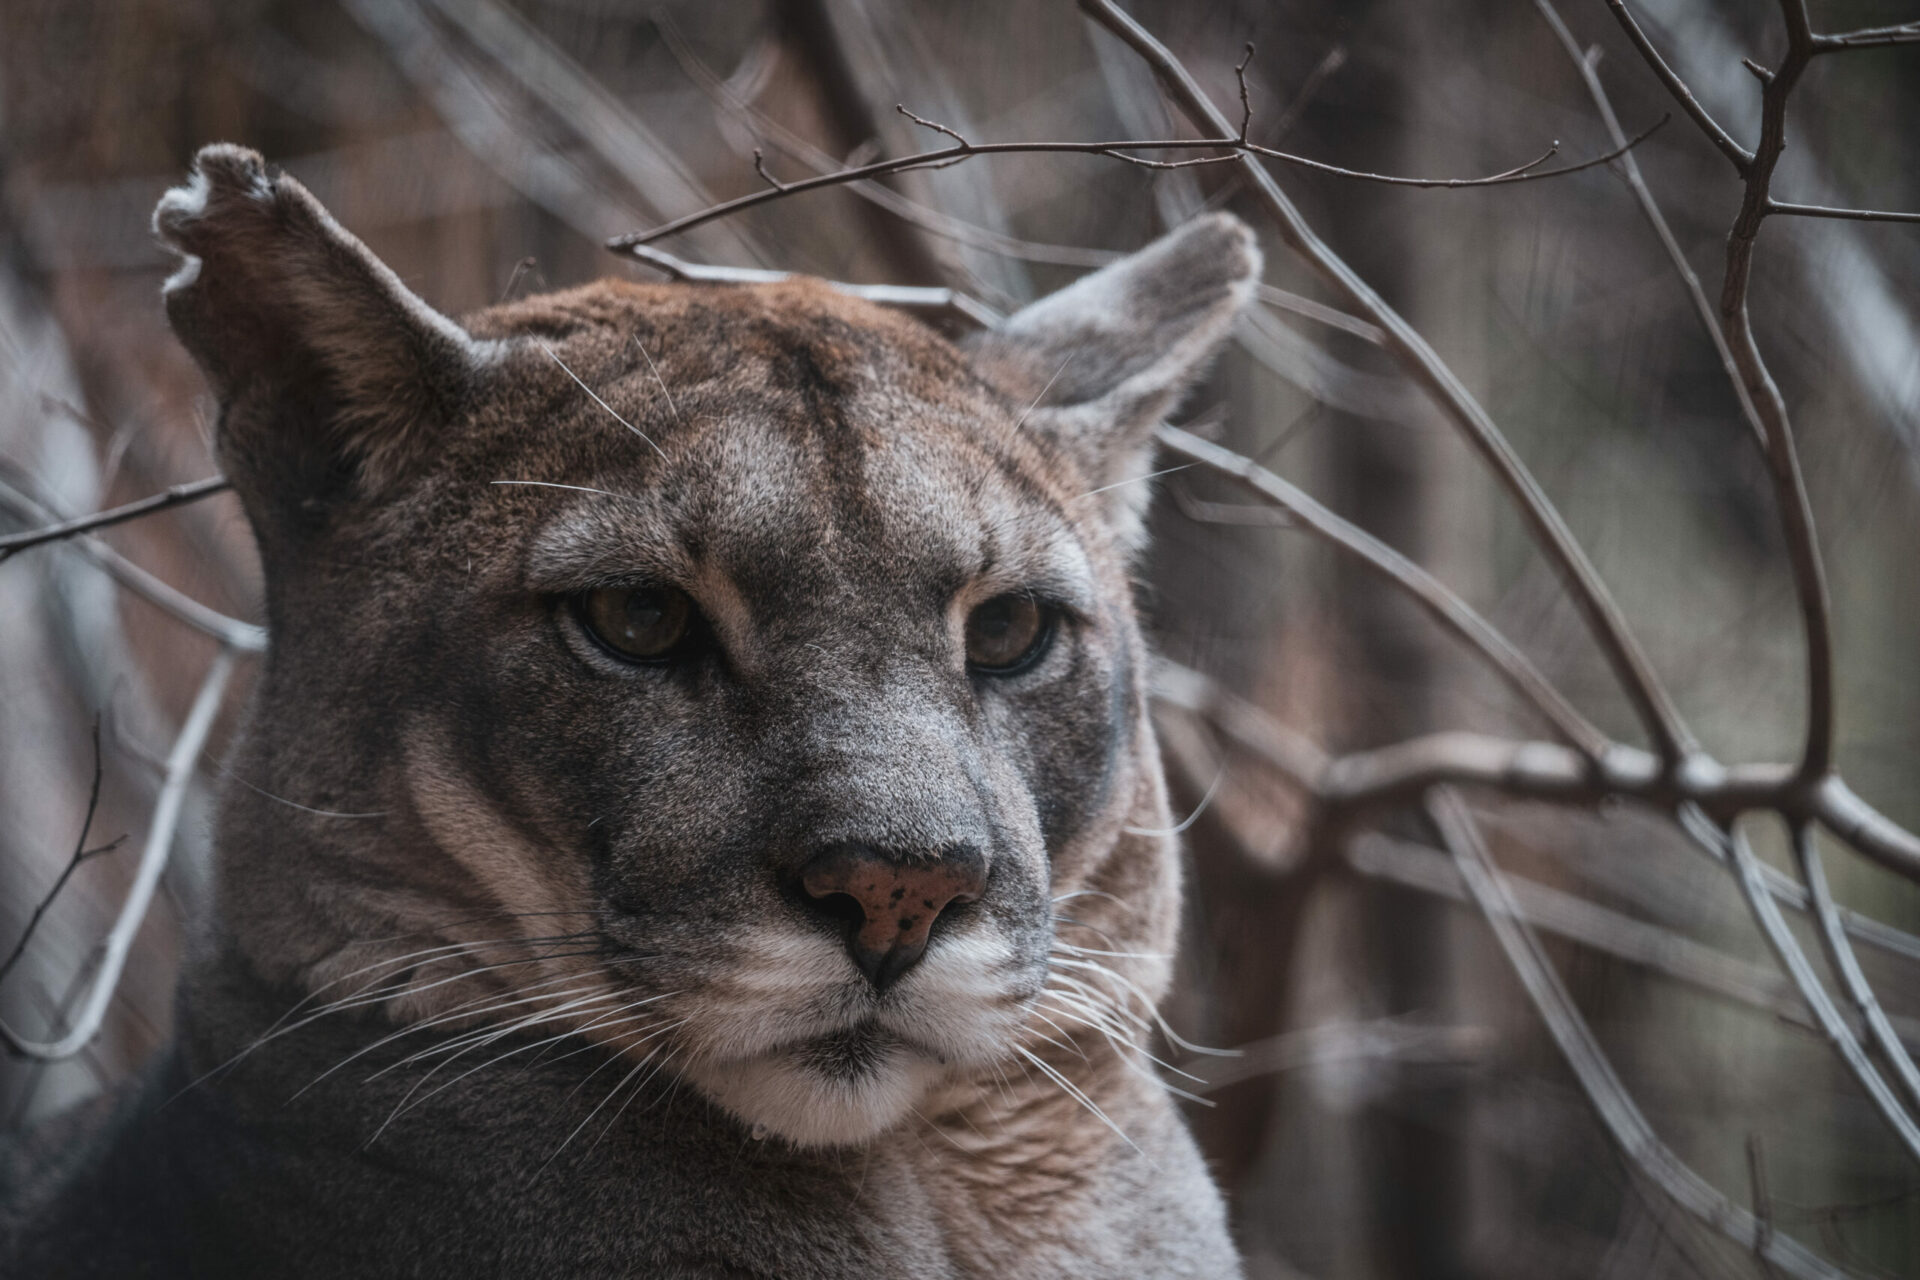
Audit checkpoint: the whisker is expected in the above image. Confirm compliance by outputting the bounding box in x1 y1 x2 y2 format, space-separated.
1011 1045 1146 1160
1047 956 1237 1057
632 336 681 425
539 341 666 458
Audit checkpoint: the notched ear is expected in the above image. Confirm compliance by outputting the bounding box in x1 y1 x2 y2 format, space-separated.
969 212 1260 548
154 144 487 504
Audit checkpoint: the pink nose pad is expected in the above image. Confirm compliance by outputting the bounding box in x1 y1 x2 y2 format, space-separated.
799 844 987 991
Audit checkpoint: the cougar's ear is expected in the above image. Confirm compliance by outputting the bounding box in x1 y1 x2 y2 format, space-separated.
969 212 1259 550
153 144 488 513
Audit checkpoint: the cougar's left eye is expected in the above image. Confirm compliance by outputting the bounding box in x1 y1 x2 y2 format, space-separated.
965 594 1053 674
576 586 694 662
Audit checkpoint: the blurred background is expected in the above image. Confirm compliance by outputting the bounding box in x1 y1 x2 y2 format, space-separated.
3 0 1919 1275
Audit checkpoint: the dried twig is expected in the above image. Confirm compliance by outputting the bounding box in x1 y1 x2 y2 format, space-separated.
1603 0 1753 173
0 468 266 653
1426 789 1843 1279
1679 808 1920 1167
607 101 1665 252
0 476 230 563
0 721 127 991
1792 825 1920 1114
1157 426 1611 758
1079 0 1696 768
2 644 237 1060
1811 22 1920 53
1766 200 1920 225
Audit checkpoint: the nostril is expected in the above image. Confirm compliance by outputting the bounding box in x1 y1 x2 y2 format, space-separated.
797 843 987 991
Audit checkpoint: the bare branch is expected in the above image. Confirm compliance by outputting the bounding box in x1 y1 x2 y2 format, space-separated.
0 476 231 563
1712 1 1838 781
1531 1 1767 451
0 721 127 991
1813 775 1920 886
1767 199 1920 225
1345 831 1879 1042
1425 789 1842 1279
1604 0 1754 172
2 645 238 1060
1081 0 1697 767
1680 807 1920 1167
1811 22 1920 53
0 467 267 652
606 107 1665 252
1794 824 1920 1113
621 242 1004 329
1156 426 1612 759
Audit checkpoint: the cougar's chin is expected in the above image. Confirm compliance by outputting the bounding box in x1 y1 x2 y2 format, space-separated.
687 1027 948 1146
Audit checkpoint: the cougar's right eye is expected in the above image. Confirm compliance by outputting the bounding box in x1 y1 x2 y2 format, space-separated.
575 586 694 662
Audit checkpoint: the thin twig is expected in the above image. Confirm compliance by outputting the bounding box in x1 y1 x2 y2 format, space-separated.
1698 0 1836 781
1342 831 1907 1043
1603 0 1753 172
1793 824 1920 1114
0 468 266 652
1766 200 1920 225
0 720 128 990
1811 22 1920 53
0 476 231 563
1531 1 1766 451
1425 789 1841 1279
1156 426 1610 758
1081 0 1696 768
606 108 1664 251
1680 808 1920 1167
2 645 238 1060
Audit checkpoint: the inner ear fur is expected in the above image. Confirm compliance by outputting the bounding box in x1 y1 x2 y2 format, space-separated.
968 213 1261 546
153 144 486 506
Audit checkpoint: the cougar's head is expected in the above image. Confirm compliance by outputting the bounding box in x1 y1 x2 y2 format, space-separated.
156 145 1257 1146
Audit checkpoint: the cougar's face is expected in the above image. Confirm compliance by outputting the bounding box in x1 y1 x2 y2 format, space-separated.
422 289 1140 1143
155 145 1254 1148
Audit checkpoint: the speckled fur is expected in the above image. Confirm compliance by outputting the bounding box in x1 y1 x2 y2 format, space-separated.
2 145 1257 1278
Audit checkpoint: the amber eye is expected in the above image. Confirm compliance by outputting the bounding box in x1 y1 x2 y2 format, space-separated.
577 586 694 662
965 594 1052 674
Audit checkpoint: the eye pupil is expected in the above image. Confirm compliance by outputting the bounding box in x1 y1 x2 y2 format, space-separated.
579 586 693 661
965 594 1050 673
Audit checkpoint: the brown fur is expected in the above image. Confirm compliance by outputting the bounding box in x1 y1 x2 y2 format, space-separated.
3 144 1259 1278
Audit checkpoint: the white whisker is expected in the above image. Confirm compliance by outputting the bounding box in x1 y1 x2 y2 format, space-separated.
539 341 666 458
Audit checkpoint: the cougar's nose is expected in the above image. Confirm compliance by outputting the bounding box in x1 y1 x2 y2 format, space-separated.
798 843 988 991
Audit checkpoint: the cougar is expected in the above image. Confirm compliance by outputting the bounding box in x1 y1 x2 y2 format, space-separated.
1 144 1257 1278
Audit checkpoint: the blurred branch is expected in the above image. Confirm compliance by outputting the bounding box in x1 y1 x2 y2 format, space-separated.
621 242 1002 328
1794 826 1920 1114
0 466 266 652
1531 0 1766 451
1679 808 1920 1167
1343 831 1920 1046
1156 426 1612 758
2 644 236 1060
0 476 229 564
1426 789 1844 1279
607 101 1666 251
1079 0 1697 768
